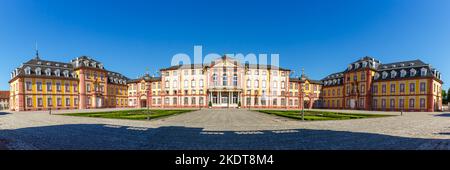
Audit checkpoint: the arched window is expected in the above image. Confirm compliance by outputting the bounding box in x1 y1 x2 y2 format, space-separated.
222 74 227 86
233 74 238 86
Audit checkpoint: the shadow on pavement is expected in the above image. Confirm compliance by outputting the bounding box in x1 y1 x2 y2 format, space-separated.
0 112 11 116
0 124 448 150
434 113 450 117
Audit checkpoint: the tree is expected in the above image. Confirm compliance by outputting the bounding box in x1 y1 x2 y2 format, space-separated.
443 90 448 104
447 88 450 105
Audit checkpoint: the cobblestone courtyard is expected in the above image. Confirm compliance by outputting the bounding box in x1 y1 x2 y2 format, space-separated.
1 108 450 150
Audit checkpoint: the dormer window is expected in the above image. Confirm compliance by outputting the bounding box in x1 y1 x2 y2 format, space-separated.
83 61 89 66
54 69 61 77
55 63 60 67
410 63 415 66
46 63 51 66
400 63 405 67
355 63 360 69
390 70 397 78
71 72 77 78
333 79 337 84
25 67 31 75
374 73 380 80
35 67 41 75
392 65 396 68
383 66 388 69
400 69 407 77
63 65 67 68
420 68 427 76
410 68 417 76
37 62 42 65
348 64 353 70
45 68 51 76
63 70 69 77
362 61 368 68
382 71 388 79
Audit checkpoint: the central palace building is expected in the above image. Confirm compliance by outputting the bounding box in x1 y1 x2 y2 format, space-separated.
9 54 444 112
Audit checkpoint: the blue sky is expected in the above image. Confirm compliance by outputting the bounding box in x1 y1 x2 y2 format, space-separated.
0 0 449 90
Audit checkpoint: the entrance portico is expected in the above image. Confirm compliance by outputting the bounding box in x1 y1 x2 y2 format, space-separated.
208 90 241 108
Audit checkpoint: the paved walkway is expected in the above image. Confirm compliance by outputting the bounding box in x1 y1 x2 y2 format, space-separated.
1 108 450 150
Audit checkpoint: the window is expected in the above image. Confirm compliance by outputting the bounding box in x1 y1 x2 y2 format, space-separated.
165 81 169 88
173 97 177 105
420 98 426 108
222 74 228 86
173 80 177 88
191 97 196 105
65 83 70 92
400 83 405 93
213 74 218 86
74 98 78 106
199 97 204 105
47 97 53 106
420 68 427 76
381 99 386 109
66 98 70 106
281 81 285 89
233 74 238 86
390 99 395 109
410 83 415 93
184 80 188 88
191 80 196 88
373 85 378 94
27 97 32 107
37 98 43 107
400 70 407 77
73 84 78 92
45 68 51 76
57 98 62 106
382 84 386 94
361 85 365 94
373 99 378 108
86 84 91 92
26 81 32 91
409 98 415 108
262 80 266 88
254 80 259 88
273 81 278 88
390 84 396 93
37 82 42 91
35 67 41 75
25 67 31 75
199 79 204 87
420 82 426 92
361 72 366 80
399 99 404 109
184 97 188 105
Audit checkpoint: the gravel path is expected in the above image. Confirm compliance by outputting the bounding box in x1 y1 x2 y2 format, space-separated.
1 108 450 150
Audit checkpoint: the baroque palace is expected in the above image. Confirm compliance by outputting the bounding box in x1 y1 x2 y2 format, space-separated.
9 54 443 112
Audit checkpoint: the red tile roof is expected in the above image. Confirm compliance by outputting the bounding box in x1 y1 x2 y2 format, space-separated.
0 91 9 99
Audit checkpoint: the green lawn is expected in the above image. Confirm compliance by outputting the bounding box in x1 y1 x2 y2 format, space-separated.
62 109 195 120
258 110 393 121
